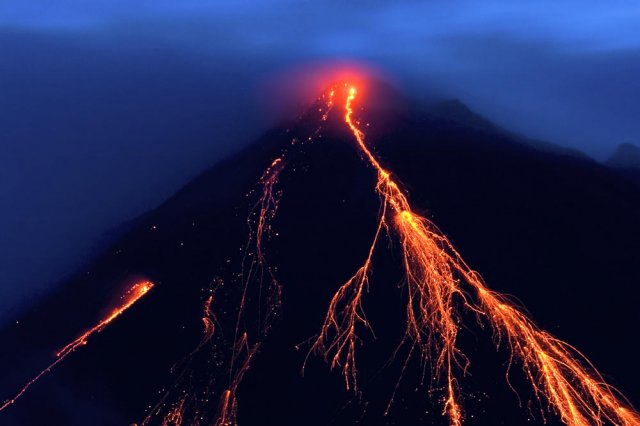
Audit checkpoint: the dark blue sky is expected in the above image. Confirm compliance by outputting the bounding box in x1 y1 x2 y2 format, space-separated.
1 1 639 321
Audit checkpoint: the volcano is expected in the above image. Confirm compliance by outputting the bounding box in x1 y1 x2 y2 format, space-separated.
1 82 639 426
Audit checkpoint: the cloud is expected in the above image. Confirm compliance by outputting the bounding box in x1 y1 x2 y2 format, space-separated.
3 1 640 51
1 0 639 321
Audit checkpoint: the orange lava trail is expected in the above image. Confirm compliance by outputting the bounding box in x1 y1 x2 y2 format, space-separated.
311 84 640 426
0 280 154 412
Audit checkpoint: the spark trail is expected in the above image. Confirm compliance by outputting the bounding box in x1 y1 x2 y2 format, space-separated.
0 280 154 412
215 152 287 426
139 282 221 426
140 91 336 426
310 84 640 426
208 91 337 425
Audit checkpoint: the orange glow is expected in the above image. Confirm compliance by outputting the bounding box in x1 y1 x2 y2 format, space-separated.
259 60 384 120
310 84 640 426
0 280 154 412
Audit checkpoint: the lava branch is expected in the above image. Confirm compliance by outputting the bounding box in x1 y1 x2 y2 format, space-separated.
468 280 640 426
306 193 388 391
310 84 640 426
393 208 469 426
0 280 154 412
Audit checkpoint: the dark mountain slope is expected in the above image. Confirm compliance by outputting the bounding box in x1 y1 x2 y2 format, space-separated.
1 89 639 425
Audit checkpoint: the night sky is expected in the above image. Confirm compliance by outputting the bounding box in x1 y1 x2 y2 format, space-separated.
1 1 639 321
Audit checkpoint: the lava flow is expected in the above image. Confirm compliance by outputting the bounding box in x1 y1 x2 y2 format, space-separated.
309 84 640 426
0 280 154 412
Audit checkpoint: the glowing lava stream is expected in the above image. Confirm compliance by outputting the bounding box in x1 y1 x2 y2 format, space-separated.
0 280 154 412
310 85 640 426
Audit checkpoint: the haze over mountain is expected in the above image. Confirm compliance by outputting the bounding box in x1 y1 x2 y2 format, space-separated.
1 82 638 425
2 1 640 322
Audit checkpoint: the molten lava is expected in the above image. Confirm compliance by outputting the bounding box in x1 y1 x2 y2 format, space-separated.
0 280 154 412
309 84 640 426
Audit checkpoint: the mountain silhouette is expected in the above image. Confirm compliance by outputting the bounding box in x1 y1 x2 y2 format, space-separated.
1 84 639 425
607 143 640 186
607 142 640 169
